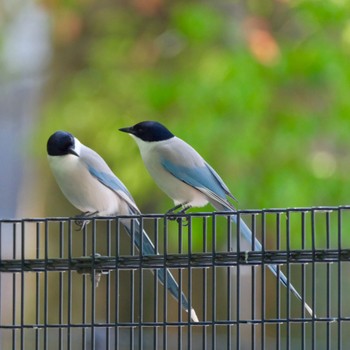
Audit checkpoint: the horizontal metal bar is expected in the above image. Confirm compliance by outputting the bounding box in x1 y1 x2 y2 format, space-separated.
0 316 346 329
0 249 349 273
0 205 350 223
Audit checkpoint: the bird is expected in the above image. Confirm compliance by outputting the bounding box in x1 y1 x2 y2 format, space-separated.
47 130 199 322
119 121 314 317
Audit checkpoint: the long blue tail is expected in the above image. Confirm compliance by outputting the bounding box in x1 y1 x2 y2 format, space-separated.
218 208 314 317
122 218 199 322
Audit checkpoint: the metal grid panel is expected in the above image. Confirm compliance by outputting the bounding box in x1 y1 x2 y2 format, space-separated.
0 206 350 349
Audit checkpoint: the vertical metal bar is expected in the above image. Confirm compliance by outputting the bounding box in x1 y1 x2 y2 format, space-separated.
115 219 120 349
202 216 208 350
227 215 232 350
236 213 241 350
251 214 256 350
286 211 291 350
138 217 144 350
153 218 159 350
187 216 193 350
0 223 2 347
178 219 183 350
106 220 112 350
81 225 92 350
275 213 281 350
163 218 168 350
0 224 4 346
91 219 96 350
337 209 342 350
301 212 306 350
311 211 316 350
260 213 265 350
139 277 144 350
44 221 49 350
59 221 64 350
325 212 331 350
12 223 17 349
20 221 25 350
82 225 87 350
67 220 73 350
35 222 41 350
130 219 135 350
211 214 216 350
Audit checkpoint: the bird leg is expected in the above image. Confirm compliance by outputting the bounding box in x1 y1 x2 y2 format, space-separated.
75 211 99 231
166 203 184 215
166 203 192 225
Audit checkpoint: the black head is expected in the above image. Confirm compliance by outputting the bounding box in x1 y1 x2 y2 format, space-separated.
47 131 78 156
119 121 174 142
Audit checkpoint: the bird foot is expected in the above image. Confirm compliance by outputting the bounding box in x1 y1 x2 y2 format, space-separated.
74 211 99 231
166 204 191 226
167 215 189 226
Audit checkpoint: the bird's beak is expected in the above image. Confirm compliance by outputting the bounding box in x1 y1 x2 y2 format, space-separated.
68 148 79 157
119 126 134 135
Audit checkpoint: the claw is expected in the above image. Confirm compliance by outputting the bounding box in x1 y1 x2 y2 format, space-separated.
166 203 191 226
75 219 89 231
74 211 98 231
177 216 189 226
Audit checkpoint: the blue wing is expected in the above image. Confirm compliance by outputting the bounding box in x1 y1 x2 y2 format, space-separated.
205 162 237 201
78 143 139 213
87 165 140 214
88 165 133 199
161 158 235 209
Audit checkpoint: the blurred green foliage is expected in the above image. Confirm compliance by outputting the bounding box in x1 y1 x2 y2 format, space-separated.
37 0 350 247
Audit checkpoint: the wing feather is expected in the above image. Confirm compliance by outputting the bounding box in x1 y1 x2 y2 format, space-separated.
79 144 140 214
161 158 235 210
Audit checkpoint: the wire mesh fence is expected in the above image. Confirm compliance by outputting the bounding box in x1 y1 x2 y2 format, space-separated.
1 206 350 349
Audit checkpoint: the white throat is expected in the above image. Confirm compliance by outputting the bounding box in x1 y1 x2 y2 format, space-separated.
73 137 82 156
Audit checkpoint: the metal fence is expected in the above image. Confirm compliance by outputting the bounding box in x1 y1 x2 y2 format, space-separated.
1 206 350 349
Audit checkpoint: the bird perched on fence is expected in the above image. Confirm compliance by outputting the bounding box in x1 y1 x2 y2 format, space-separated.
119 121 314 317
47 131 199 322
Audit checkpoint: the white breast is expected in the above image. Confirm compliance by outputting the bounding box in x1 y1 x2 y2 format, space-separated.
48 155 126 216
133 137 209 208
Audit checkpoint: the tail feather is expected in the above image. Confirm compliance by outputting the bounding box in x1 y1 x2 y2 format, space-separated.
213 204 314 317
232 215 314 316
122 218 199 322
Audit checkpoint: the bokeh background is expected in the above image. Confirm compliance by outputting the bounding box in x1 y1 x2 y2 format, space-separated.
1 0 350 219
1 0 350 348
